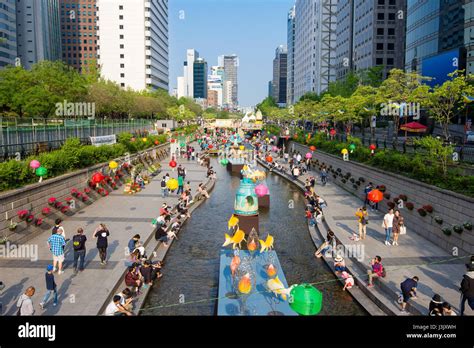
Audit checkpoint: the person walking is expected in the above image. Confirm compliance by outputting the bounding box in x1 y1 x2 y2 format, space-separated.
392 210 404 246
39 265 58 309
367 256 384 287
364 182 373 207
52 218 67 242
320 168 328 186
72 228 87 274
93 223 110 265
177 175 184 195
16 286 35 316
383 208 394 245
355 207 369 240
399 276 419 312
47 228 66 274
160 176 168 198
460 256 474 315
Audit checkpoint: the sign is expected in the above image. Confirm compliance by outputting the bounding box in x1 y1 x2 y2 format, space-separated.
371 116 377 128
90 134 116 147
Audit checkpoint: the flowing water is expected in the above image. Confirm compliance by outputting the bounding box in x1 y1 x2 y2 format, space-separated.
142 159 366 315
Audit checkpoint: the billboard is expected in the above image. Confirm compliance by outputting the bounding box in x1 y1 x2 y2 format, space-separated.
421 48 465 88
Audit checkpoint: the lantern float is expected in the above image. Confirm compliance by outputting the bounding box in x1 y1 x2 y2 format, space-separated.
267 276 291 300
341 149 348 155
369 144 376 155
259 234 274 253
255 184 269 197
166 178 179 191
289 284 323 315
266 264 277 278
349 143 356 153
310 145 316 152
266 156 273 163
169 160 177 168
91 172 105 185
237 273 252 294
109 161 118 170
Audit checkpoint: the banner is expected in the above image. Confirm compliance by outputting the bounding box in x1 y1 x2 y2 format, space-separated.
90 134 116 147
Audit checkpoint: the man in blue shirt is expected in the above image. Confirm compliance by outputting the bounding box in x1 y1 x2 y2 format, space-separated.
47 230 66 275
40 264 57 309
400 276 419 312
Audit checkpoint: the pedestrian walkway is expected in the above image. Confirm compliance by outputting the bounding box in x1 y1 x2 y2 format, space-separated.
0 144 209 315
263 148 472 316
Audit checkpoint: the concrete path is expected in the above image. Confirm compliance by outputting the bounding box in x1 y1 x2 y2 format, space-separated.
264 147 472 316
0 144 208 315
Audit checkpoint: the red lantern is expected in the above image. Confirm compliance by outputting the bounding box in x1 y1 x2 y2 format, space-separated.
310 145 316 152
91 172 105 185
369 144 376 150
154 140 159 145
171 139 176 143
169 160 177 168
330 129 336 136
266 156 273 163
222 139 227 144
368 189 383 203
209 144 214 149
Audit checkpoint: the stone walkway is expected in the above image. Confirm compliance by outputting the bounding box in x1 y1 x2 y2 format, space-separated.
0 145 208 315
264 147 472 316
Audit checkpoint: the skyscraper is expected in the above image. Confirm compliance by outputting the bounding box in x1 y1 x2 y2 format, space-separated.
287 5 296 105
335 0 354 81
0 0 17 68
97 0 169 91
193 57 207 99
272 45 287 105
220 54 238 108
464 0 474 75
293 0 337 100
16 0 62 69
59 0 98 72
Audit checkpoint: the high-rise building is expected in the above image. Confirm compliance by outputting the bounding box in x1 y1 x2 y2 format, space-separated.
335 0 354 81
208 70 224 107
177 76 185 99
16 0 62 69
287 5 296 105
193 57 207 99
272 45 287 105
268 80 273 98
220 54 238 108
59 0 98 72
406 0 465 73
293 0 337 100
207 89 218 108
0 0 17 68
97 0 169 91
464 0 474 75
183 49 199 97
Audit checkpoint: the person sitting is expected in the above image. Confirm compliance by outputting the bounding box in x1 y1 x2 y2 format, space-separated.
159 203 171 216
176 199 190 218
197 183 210 199
442 302 457 316
367 256 384 287
115 288 134 312
140 260 163 288
429 294 443 316
105 295 133 316
341 271 354 291
124 264 143 296
154 223 169 247
334 255 347 275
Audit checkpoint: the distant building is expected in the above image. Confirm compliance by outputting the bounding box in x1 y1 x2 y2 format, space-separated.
287 5 296 105
268 80 273 98
0 0 17 68
193 57 208 99
207 89 218 108
208 72 224 107
272 45 287 105
220 54 239 107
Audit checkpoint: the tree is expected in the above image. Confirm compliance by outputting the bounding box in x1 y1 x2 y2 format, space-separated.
358 66 384 87
415 136 453 176
427 70 474 140
256 97 278 117
327 71 359 97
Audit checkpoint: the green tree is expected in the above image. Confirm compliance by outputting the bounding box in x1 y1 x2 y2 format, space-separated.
415 136 453 176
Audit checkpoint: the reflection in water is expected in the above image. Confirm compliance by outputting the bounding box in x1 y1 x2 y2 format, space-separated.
142 160 366 316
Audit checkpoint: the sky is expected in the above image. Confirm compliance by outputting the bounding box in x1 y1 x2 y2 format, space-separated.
168 0 294 107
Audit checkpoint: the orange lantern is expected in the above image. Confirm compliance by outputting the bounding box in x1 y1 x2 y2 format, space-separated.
266 156 273 163
154 140 160 145
367 189 383 203
310 145 316 152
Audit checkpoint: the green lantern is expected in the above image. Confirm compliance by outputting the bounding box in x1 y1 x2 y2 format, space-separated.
289 284 322 315
220 158 229 166
349 144 356 153
36 166 48 177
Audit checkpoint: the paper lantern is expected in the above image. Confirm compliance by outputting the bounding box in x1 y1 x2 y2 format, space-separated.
310 146 316 152
255 184 269 197
91 172 105 184
171 139 176 143
367 189 383 203
29 160 41 170
266 156 273 163
142 138 147 142
154 140 160 145
109 161 118 169
266 264 277 278
208 144 213 149
329 129 336 136
305 153 312 159
169 160 177 168
349 144 356 152
166 178 178 190
220 158 229 166
289 284 323 315
35 166 47 177
341 149 348 155
369 144 376 151
239 145 245 151
237 273 252 294
272 146 278 152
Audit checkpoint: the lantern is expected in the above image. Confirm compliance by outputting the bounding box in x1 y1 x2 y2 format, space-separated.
369 144 376 151
272 146 278 152
237 273 252 294
142 138 147 142
29 160 41 170
35 166 48 177
305 153 312 159
289 284 323 316
266 156 273 163
240 145 245 151
220 158 229 166
255 184 269 197
169 160 177 168
349 144 356 153
310 146 316 152
180 142 186 147
166 178 179 191
329 129 336 136
208 144 213 149
341 149 348 155
109 161 118 170
154 140 160 145
367 189 383 203
91 172 104 184
266 264 277 278
130 137 136 142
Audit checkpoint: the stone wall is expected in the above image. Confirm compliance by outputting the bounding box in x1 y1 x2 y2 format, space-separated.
290 141 474 255
0 144 170 245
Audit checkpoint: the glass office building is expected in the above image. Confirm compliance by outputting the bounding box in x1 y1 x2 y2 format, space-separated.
193 58 208 99
0 0 17 68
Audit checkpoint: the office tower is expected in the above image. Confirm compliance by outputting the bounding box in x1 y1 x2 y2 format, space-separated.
59 0 98 72
183 48 198 97
287 5 296 105
464 0 474 75
193 57 207 99
335 0 354 81
272 45 287 105
177 76 185 99
16 0 62 70
293 0 337 100
0 0 17 68
208 70 224 107
97 0 169 91
268 81 273 98
220 54 238 108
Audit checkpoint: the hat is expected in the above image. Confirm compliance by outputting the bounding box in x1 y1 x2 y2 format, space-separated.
46 264 54 271
466 256 474 271
334 255 343 262
431 294 442 304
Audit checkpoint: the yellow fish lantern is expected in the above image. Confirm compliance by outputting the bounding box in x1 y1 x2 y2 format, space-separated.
267 276 291 301
266 264 277 278
238 273 252 294
259 234 274 253
228 215 239 230
223 229 246 249
166 178 179 191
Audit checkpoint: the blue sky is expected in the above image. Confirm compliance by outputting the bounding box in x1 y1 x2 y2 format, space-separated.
168 0 294 107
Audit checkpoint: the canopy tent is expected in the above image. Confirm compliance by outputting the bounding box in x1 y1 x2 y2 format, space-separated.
399 122 427 133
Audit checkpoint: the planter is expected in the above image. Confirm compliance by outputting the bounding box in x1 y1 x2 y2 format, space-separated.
341 179 347 184
48 197 57 206
442 228 452 236
387 202 395 209
8 222 17 231
463 222 472 231
26 215 35 223
406 202 414 211
399 194 408 202
417 208 427 217
333 175 337 179
61 206 70 214
349 178 355 183
84 188 91 194
352 184 358 190
355 181 361 186
422 205 434 213
384 193 391 200
453 225 463 234
71 188 80 197
336 168 342 173
34 218 43 226
54 201 63 209
41 207 52 216
358 177 365 183
17 210 29 220
434 216 443 225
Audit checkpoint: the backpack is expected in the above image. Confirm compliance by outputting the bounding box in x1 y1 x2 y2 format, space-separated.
72 235 85 251
161 180 166 188
51 226 59 235
380 266 386 278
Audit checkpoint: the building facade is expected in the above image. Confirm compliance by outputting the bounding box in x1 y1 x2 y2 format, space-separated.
464 0 474 75
16 0 62 69
193 57 207 99
0 0 17 68
286 5 295 105
335 0 354 80
220 54 238 108
207 89 218 108
208 70 224 107
272 45 287 105
97 0 169 91
59 0 98 72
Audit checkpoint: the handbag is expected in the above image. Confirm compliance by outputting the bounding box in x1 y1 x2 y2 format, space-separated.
16 298 23 316
399 225 407 235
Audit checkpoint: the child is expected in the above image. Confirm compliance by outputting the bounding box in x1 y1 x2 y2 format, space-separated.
39 265 58 309
334 255 347 275
341 271 354 291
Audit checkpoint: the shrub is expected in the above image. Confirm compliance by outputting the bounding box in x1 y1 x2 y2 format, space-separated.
378 185 386 192
358 177 365 183
422 205 434 213
399 194 408 201
384 193 391 200
463 222 472 231
453 225 463 234
434 216 443 224
387 202 395 209
417 208 427 217
353 184 358 190
442 228 452 236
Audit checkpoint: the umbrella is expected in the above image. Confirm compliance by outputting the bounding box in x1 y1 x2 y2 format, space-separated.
399 122 427 133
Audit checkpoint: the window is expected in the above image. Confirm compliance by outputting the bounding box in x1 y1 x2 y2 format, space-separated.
119 5 123 10
120 54 124 58
387 58 394 65
119 15 123 20
377 43 383 50
377 13 384 20
388 43 394 50
120 63 124 68
120 34 124 39
377 28 384 35
120 44 124 49
388 13 395 20
120 83 125 87
120 73 125 78
119 25 123 29
378 0 385 4
388 28 395 35
376 58 383 65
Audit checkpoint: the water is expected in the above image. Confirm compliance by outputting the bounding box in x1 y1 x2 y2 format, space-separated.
142 160 366 315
